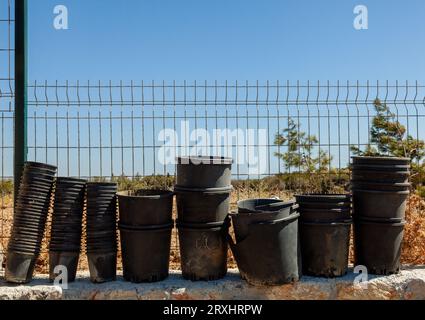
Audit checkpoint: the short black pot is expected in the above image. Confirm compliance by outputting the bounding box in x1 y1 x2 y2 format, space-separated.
176 156 233 188
117 190 173 226
175 186 232 223
300 220 352 277
177 220 229 281
352 189 409 220
119 223 173 283
354 218 405 275
229 213 301 286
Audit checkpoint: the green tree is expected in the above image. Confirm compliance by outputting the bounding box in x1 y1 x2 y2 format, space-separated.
351 98 425 195
274 118 332 173
351 99 425 161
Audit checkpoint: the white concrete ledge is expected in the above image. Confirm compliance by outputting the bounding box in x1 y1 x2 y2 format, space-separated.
0 267 424 300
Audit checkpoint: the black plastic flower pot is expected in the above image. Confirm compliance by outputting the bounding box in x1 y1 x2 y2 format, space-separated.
351 181 411 192
351 156 410 166
229 213 301 286
177 219 229 281
5 251 38 284
354 218 405 275
298 208 351 223
300 220 352 277
87 252 117 283
49 252 80 283
176 156 233 188
352 189 409 220
117 190 173 226
119 223 173 283
232 199 298 242
175 186 232 223
351 170 410 184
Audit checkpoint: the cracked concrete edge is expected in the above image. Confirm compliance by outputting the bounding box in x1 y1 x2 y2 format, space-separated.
0 267 424 300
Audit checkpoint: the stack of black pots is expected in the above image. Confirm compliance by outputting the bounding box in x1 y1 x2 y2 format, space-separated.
49 177 86 282
117 189 174 283
351 156 410 275
85 182 118 283
175 156 233 281
229 199 301 285
296 194 352 278
6 161 57 284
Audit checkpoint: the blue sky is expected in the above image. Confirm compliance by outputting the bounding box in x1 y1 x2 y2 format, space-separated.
28 0 425 82
1 0 424 178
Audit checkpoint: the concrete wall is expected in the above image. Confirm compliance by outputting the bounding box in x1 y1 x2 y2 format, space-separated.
0 267 424 300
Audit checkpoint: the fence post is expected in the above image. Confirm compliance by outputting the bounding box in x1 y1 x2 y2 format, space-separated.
14 0 28 201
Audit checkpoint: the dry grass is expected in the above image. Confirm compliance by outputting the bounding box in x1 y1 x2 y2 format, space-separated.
1 188 424 275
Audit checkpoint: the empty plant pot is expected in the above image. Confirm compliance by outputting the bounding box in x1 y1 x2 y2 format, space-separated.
5 251 38 284
352 156 410 166
87 252 117 283
300 220 352 277
352 189 409 220
232 199 297 242
117 189 173 226
176 156 233 188
49 252 80 283
229 213 301 286
175 186 232 223
119 222 173 283
177 219 229 281
354 218 405 275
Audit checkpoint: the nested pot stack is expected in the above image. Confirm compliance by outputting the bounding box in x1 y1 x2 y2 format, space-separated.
6 161 57 284
296 194 352 278
85 182 118 283
351 156 410 275
230 199 301 285
175 156 233 281
49 177 86 282
117 189 174 283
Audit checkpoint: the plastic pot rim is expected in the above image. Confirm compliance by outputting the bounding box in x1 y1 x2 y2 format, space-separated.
177 218 230 230
249 212 300 226
300 219 353 226
117 189 174 200
176 155 233 165
118 221 174 231
299 207 351 213
351 188 410 195
354 217 406 226
174 185 233 194
350 181 411 187
295 193 351 202
351 156 410 162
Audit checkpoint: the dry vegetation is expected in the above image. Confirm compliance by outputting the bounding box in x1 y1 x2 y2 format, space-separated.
1 185 424 275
